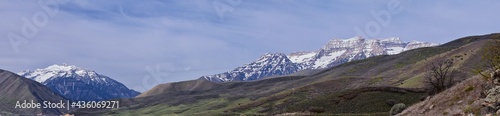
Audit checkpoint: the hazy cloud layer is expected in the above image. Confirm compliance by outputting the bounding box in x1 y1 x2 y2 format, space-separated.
1 0 499 92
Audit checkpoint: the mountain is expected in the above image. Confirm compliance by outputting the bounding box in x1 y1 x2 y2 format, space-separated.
73 33 499 115
18 64 140 101
0 69 67 115
289 36 437 69
205 36 436 82
203 53 300 82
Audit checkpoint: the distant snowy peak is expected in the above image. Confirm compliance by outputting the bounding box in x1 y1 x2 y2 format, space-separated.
288 36 437 69
203 53 300 82
18 64 104 84
18 64 140 101
254 53 291 64
45 64 78 71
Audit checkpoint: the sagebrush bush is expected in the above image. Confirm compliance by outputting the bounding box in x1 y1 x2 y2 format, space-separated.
390 103 406 116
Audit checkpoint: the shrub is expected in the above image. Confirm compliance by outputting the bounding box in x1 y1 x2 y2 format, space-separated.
390 103 406 116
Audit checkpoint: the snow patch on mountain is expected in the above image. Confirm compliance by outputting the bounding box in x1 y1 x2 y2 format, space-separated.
386 46 404 55
313 50 346 68
289 52 316 64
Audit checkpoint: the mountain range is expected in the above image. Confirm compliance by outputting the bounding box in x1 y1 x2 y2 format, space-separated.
2 33 496 115
73 33 500 115
18 64 140 101
203 36 436 82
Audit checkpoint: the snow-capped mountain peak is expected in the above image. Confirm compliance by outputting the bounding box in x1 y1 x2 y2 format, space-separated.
46 63 78 71
18 64 140 101
254 53 288 64
289 36 437 69
203 53 299 82
18 64 99 84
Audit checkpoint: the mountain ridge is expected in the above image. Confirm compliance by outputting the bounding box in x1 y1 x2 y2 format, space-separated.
204 36 436 82
18 64 140 101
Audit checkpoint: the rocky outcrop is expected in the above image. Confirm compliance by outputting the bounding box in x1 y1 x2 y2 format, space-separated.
482 69 500 115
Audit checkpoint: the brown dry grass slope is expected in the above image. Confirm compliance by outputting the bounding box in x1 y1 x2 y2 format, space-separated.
397 75 487 116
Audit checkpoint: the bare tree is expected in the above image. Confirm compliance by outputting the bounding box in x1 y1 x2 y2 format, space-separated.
424 59 456 94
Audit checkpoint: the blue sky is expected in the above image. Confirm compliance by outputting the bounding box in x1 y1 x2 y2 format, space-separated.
1 0 500 92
